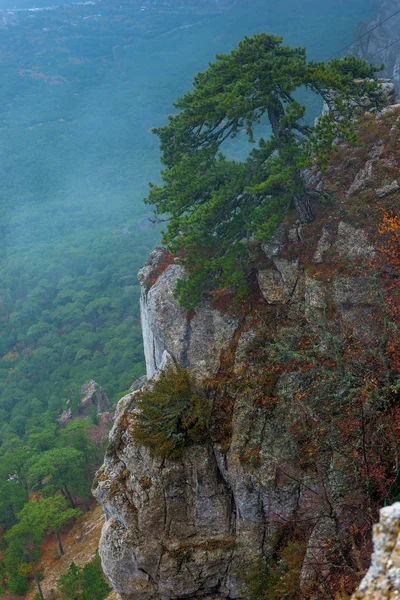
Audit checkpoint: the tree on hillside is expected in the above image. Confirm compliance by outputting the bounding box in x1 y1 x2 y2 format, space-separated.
4 518 45 599
0 474 27 528
0 442 32 527
18 495 81 557
27 447 90 509
57 553 111 600
146 33 386 307
3 495 81 597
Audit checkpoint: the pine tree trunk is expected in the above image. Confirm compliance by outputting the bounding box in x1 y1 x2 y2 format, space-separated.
56 530 64 556
294 193 315 224
27 552 44 600
64 484 76 508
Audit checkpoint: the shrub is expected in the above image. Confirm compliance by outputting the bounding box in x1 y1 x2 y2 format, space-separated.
242 541 305 600
8 572 29 596
132 366 211 459
57 553 111 600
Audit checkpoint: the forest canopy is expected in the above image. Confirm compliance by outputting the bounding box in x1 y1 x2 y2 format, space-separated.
146 33 386 308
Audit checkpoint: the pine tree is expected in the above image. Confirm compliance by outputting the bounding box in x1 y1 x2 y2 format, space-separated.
132 366 211 459
146 34 386 307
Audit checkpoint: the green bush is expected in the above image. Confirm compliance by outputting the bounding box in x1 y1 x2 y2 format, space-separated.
7 571 29 596
242 541 305 600
132 366 211 459
57 553 111 600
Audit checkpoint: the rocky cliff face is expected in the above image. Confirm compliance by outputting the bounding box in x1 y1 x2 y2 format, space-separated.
94 106 400 599
352 0 400 90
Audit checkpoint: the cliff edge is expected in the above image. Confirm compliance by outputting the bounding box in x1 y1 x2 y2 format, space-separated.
94 105 400 599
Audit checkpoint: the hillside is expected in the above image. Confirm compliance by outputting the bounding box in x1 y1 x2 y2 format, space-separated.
0 1 394 599
95 103 400 599
0 0 373 443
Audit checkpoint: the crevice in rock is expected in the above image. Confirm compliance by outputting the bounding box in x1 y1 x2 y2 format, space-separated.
181 311 194 368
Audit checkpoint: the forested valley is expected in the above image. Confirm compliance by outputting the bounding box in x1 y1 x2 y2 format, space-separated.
0 0 384 596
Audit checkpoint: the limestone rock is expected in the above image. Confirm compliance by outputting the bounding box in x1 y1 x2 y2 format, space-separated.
348 159 376 196
313 224 335 263
261 227 286 258
81 380 111 415
305 273 327 323
95 125 396 598
94 420 234 599
59 379 111 423
139 250 238 380
336 221 375 260
257 258 302 305
140 260 187 378
301 516 337 596
352 503 400 600
376 180 400 198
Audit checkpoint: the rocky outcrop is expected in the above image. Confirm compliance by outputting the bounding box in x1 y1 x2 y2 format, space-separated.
352 503 400 600
138 252 239 380
81 379 112 415
59 379 111 424
94 108 400 599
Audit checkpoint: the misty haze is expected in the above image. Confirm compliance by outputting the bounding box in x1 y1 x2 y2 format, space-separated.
1 0 397 598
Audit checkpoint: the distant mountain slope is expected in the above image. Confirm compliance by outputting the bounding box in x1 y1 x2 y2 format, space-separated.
351 0 400 89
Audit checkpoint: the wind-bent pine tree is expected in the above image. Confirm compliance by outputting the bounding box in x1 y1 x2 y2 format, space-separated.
146 33 386 307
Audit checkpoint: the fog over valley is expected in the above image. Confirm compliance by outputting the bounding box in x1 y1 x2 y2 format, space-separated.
0 1 396 596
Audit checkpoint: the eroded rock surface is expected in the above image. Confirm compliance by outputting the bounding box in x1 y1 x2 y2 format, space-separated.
81 379 111 415
352 503 400 600
94 217 386 599
139 258 238 380
94 109 400 599
59 379 111 423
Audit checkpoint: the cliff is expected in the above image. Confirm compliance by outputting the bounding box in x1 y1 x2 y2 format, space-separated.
93 105 400 599
351 0 400 90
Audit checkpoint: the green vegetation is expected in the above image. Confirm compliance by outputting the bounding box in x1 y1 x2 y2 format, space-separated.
147 34 385 307
0 229 153 443
57 553 111 600
132 366 211 459
0 421 103 594
242 542 305 600
4 495 81 599
0 0 380 594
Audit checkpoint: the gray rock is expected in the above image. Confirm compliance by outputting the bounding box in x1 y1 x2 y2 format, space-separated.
348 160 376 196
96 178 389 599
377 103 400 117
352 503 400 600
313 225 334 263
376 180 400 197
139 252 238 380
80 380 111 415
336 221 375 260
301 516 337 595
257 259 301 305
261 227 286 258
140 262 187 378
129 375 147 393
305 274 326 322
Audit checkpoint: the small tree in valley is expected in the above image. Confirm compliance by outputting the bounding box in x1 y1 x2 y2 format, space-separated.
57 553 111 600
